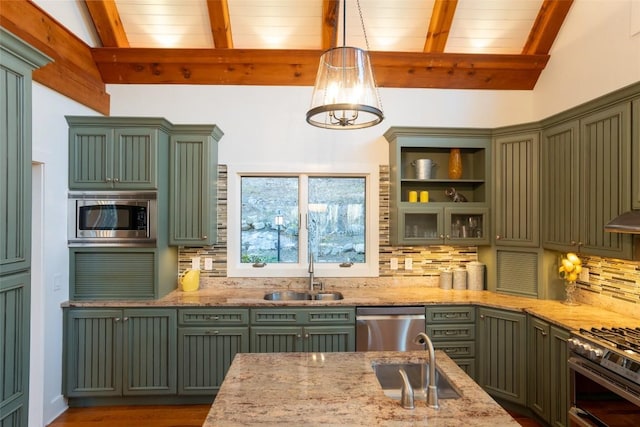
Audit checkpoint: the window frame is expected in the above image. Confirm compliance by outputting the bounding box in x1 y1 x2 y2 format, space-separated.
227 163 379 278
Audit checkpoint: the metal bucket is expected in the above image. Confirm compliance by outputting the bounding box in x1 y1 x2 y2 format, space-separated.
412 159 435 179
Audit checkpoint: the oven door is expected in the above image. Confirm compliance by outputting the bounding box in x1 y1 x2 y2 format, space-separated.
569 356 640 426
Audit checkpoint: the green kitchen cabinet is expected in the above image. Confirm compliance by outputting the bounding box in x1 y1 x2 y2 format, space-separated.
426 306 477 379
169 125 224 246
67 116 172 190
542 102 633 258
398 206 490 246
633 97 640 210
0 29 50 427
177 308 249 395
493 130 540 247
69 247 178 300
64 308 177 398
528 315 570 427
250 307 355 353
384 127 491 246
476 307 527 405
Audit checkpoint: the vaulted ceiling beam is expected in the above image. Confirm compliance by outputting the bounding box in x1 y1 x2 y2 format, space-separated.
0 0 109 114
424 0 458 53
523 0 574 55
83 0 129 48
321 0 340 49
207 0 233 49
91 47 549 90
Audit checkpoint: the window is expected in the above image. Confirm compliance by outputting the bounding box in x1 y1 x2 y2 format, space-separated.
228 164 378 278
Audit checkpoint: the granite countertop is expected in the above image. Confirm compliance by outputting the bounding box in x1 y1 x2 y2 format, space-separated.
64 286 640 332
204 351 519 427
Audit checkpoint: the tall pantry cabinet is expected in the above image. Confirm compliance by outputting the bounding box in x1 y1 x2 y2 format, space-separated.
0 29 50 427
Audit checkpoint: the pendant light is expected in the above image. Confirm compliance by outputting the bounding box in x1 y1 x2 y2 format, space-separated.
306 0 384 130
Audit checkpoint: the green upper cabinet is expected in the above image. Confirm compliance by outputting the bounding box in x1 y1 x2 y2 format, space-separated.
633 97 640 210
67 116 172 190
493 130 540 247
169 125 223 246
384 127 491 246
542 103 632 258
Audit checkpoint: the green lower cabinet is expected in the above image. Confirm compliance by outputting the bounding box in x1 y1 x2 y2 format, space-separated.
177 327 249 395
250 325 355 353
528 315 570 427
64 308 177 397
477 307 527 405
250 307 356 353
426 306 477 380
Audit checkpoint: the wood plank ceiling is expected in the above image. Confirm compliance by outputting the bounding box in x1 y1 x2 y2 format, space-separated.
0 0 573 114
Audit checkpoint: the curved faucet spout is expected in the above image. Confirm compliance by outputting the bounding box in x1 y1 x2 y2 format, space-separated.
413 332 439 409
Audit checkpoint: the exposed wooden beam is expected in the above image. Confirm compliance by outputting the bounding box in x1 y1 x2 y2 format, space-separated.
91 47 549 90
207 0 233 49
83 0 129 47
522 0 574 55
424 0 458 53
321 0 339 50
0 0 109 114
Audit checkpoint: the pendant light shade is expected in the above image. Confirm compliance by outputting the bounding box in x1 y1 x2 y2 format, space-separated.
306 1 383 130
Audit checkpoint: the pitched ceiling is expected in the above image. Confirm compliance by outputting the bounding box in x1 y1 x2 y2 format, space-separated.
0 0 573 114
87 0 572 87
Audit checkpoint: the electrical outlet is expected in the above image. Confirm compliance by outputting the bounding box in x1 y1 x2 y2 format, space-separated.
204 257 213 270
405 258 413 270
390 258 398 270
579 267 589 282
191 257 201 270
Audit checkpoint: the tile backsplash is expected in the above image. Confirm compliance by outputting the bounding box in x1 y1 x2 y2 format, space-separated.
577 254 640 312
178 165 478 280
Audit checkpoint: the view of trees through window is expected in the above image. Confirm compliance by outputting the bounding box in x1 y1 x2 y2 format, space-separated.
240 176 366 264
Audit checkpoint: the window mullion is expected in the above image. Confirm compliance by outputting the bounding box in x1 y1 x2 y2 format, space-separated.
299 174 309 265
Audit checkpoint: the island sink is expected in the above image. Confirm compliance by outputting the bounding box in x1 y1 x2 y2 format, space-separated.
373 363 461 401
263 290 344 301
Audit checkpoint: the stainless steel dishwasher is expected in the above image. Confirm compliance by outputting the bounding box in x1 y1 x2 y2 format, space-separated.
356 306 426 351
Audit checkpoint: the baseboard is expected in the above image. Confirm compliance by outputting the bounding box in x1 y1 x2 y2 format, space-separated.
67 395 214 408
45 394 68 425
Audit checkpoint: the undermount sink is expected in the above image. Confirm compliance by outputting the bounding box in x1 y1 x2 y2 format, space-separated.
263 291 344 301
372 363 461 401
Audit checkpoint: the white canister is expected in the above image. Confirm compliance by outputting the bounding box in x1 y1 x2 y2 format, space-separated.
466 261 485 291
439 269 453 290
453 268 467 290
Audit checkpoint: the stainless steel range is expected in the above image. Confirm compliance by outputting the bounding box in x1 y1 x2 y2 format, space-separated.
568 327 640 426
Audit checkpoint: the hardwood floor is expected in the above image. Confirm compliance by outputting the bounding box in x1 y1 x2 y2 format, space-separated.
48 405 544 426
47 405 211 427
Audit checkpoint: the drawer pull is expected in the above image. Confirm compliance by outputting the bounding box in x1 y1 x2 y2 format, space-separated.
206 330 220 335
206 315 220 320
534 326 548 337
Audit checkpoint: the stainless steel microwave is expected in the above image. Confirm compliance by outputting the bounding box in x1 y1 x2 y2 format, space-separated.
68 192 157 246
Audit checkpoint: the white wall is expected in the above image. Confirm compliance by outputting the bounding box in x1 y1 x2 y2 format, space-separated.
533 0 640 117
26 0 640 425
30 83 98 426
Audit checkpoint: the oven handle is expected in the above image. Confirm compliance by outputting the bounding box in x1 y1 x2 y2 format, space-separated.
568 356 640 407
568 407 606 427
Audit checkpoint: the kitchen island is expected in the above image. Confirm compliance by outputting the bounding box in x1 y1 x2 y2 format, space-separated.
204 350 519 426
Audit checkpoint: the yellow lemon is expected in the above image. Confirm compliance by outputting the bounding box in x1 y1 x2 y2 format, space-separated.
574 264 582 274
558 265 566 273
567 252 581 265
562 258 575 272
567 272 578 282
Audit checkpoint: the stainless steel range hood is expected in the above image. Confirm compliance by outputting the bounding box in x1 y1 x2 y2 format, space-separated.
604 211 640 234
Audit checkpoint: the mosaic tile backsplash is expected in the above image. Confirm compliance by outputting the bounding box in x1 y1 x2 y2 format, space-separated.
178 165 640 312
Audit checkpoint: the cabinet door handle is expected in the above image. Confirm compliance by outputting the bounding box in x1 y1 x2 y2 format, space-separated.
114 317 120 322
440 234 446 239
202 235 208 240
304 333 309 339
113 178 120 183
480 314 485 320
106 177 112 183
123 317 128 322
534 326 548 337
496 235 502 240
297 333 302 338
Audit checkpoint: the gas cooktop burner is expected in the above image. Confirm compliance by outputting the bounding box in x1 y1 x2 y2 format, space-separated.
581 327 640 353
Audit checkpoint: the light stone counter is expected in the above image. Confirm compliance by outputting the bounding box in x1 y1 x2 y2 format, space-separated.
64 286 640 332
204 351 520 427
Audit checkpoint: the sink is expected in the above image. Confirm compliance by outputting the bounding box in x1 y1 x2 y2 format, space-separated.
372 363 461 400
312 291 344 300
263 291 312 301
263 291 344 301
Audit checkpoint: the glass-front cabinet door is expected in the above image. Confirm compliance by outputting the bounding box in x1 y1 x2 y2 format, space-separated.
397 208 444 244
445 207 489 245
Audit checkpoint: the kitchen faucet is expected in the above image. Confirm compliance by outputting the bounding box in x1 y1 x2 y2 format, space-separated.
308 252 323 291
412 332 439 409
